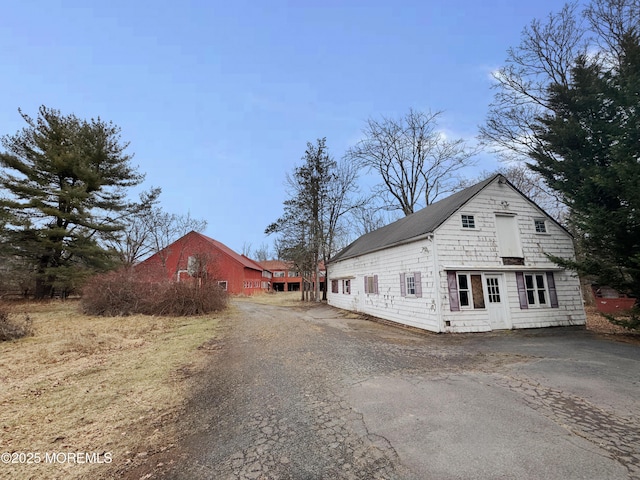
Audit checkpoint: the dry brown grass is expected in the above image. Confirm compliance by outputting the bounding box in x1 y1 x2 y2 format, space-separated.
242 291 313 308
0 300 221 479
585 305 640 341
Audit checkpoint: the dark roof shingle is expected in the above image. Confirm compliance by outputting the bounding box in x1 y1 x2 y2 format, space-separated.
329 175 499 263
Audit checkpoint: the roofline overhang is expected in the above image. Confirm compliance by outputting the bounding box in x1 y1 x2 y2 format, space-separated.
442 265 566 272
328 232 434 264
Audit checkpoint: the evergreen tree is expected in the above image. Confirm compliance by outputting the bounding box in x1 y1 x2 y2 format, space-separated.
0 106 144 298
267 138 360 301
531 32 640 328
266 138 335 301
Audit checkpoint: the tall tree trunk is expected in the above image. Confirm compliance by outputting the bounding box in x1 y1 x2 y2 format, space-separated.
314 254 321 302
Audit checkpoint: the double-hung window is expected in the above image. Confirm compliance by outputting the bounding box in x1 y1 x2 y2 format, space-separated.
400 272 422 297
406 274 416 295
515 272 559 309
525 273 547 306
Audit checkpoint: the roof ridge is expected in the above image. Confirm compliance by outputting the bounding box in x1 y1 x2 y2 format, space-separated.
329 175 500 263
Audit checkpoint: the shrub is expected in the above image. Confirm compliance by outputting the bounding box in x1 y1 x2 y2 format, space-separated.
604 307 640 332
138 281 228 316
81 269 227 317
80 269 141 316
0 305 33 341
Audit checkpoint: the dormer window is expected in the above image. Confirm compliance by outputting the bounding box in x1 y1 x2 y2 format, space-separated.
461 215 475 229
534 219 547 233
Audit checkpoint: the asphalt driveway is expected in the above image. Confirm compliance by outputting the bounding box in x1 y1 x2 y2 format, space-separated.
148 298 640 479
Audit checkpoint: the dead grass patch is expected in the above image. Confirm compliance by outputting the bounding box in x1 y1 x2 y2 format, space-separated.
585 305 640 343
0 300 221 479
242 291 313 308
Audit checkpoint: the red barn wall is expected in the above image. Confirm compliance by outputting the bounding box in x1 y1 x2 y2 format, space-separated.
138 232 265 295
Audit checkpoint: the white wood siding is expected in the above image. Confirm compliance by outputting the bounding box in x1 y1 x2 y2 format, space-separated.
328 178 586 333
327 239 440 331
436 181 585 332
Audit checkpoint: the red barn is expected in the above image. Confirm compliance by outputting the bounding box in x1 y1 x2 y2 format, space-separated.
258 260 326 292
137 231 271 295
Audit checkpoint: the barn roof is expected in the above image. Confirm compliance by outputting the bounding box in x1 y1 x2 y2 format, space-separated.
329 175 499 263
191 232 265 271
258 260 290 271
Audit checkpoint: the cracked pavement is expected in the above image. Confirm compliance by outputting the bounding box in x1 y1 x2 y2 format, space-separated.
142 298 640 479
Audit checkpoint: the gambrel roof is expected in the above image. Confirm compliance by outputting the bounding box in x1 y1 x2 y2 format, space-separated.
329 174 565 264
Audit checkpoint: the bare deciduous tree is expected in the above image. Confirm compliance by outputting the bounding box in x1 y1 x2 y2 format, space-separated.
106 197 207 268
252 243 271 262
324 158 365 261
479 0 640 161
346 109 478 216
350 203 398 237
267 138 361 301
241 242 252 257
478 165 566 222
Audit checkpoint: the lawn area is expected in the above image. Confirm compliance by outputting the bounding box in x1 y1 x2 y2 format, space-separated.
0 295 635 479
241 290 311 307
0 300 222 480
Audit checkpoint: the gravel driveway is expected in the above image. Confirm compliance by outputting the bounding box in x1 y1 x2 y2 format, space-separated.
150 298 640 479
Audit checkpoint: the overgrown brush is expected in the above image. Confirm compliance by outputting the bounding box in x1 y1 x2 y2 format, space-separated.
604 307 640 332
81 269 227 316
0 305 33 341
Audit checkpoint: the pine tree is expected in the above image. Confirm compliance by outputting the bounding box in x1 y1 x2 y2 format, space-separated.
266 138 338 301
531 33 640 328
0 106 144 298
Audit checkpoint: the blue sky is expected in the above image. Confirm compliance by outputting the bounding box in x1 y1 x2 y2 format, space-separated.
1 0 569 255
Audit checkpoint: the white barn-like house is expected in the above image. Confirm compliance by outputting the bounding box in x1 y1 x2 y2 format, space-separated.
327 174 586 333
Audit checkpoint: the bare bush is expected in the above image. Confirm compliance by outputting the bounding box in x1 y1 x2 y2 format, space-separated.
80 270 141 316
0 305 33 341
81 269 227 317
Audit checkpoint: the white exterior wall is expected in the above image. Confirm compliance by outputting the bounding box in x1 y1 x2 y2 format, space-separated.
436 181 586 332
328 179 586 333
327 239 441 331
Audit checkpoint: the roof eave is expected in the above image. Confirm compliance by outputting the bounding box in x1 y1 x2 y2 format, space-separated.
328 232 434 264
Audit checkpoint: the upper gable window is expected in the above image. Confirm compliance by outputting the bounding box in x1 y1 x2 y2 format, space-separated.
461 214 475 229
534 219 547 233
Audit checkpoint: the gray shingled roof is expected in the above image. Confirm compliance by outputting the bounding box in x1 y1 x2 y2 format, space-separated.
329 175 500 263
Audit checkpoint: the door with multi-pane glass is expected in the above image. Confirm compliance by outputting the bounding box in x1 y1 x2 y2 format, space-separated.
485 274 510 329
